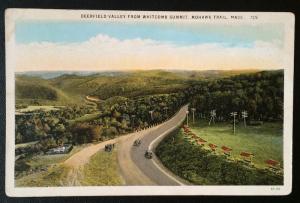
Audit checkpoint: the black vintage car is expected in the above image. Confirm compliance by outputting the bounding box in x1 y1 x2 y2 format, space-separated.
133 139 141 146
144 150 153 159
104 143 115 152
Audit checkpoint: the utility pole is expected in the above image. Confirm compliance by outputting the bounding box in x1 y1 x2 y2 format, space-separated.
191 108 196 123
131 115 136 129
241 110 248 127
163 107 168 117
186 110 189 126
209 110 216 126
149 110 154 120
230 112 238 134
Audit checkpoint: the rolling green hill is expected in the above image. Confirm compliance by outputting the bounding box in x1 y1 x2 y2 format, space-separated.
16 69 263 105
15 76 75 105
89 70 190 99
48 70 191 100
171 69 260 79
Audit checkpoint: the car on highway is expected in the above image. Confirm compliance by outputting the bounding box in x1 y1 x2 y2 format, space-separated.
104 143 115 152
144 150 153 159
133 139 141 146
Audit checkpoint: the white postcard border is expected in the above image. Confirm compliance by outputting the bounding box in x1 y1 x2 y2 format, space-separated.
5 9 295 196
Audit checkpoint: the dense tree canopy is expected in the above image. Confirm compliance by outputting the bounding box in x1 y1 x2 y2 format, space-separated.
15 70 284 157
187 70 283 121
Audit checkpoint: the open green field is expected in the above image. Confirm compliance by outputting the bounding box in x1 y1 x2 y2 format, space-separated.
188 120 283 168
15 141 38 149
79 150 123 186
16 105 64 112
156 125 283 185
68 112 101 125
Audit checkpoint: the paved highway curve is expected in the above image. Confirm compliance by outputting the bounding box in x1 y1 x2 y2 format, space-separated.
117 105 189 185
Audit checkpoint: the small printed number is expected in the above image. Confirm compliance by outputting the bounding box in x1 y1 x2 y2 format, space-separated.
250 16 258 20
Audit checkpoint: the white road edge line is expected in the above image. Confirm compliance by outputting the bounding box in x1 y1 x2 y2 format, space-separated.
148 107 187 186
151 155 185 186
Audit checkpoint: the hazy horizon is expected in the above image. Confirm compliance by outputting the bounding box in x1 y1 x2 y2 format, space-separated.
16 67 281 73
15 68 282 79
15 21 286 72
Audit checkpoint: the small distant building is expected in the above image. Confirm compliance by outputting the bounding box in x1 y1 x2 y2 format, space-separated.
46 144 73 155
53 146 66 153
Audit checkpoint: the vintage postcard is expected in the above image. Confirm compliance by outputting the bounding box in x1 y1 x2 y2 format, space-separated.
5 9 294 196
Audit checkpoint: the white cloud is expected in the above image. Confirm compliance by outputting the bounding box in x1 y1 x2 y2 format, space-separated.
16 34 285 72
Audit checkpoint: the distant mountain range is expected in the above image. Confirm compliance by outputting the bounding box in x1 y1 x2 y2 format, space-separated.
16 69 262 79
15 71 127 79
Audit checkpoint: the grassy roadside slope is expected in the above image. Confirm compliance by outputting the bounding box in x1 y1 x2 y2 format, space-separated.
15 164 70 187
156 128 283 185
15 145 87 187
79 150 123 186
16 145 123 186
189 120 283 168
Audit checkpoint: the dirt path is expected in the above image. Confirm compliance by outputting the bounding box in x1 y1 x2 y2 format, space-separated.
63 129 153 186
65 168 83 186
63 95 108 185
85 95 101 102
63 139 121 186
64 140 119 169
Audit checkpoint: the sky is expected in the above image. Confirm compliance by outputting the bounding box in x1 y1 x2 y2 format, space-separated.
15 21 286 72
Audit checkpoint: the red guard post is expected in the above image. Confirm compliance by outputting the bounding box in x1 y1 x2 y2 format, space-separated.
221 146 232 156
265 159 280 169
197 138 207 146
208 143 217 152
240 151 254 163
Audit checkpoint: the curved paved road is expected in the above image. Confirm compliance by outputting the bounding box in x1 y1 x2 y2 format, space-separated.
117 105 189 185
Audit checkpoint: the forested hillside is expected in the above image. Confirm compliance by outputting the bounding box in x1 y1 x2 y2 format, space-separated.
49 70 190 100
15 69 283 148
16 76 73 105
16 69 260 104
16 70 190 104
188 70 283 121
15 69 284 187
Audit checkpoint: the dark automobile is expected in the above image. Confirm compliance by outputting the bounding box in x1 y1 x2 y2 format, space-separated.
144 150 153 159
133 139 141 146
104 143 115 152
